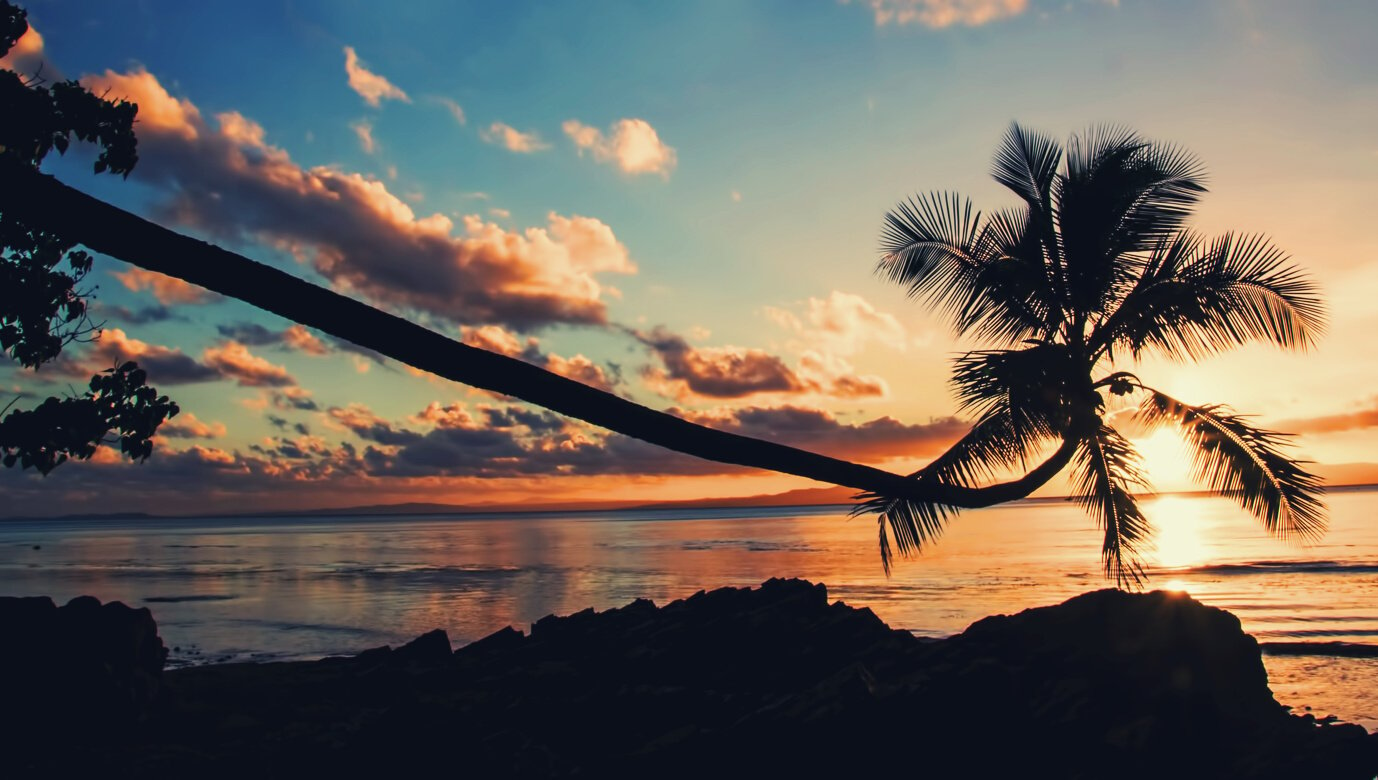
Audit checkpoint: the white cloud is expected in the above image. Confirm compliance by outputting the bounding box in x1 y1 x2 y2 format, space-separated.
350 118 377 154
429 96 466 125
845 0 1028 28
767 291 909 355
806 291 909 353
562 118 678 178
343 46 410 107
481 121 550 153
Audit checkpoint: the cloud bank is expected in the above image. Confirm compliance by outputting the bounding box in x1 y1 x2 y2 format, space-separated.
81 67 636 330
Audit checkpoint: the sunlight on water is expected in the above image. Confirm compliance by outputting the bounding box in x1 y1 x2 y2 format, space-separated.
1158 578 1192 593
2 488 1377 730
1146 496 1210 569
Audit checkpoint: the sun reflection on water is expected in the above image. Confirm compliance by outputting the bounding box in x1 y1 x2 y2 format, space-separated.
1146 495 1211 570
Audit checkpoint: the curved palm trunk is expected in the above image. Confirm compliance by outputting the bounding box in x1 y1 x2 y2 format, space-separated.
3 162 1074 505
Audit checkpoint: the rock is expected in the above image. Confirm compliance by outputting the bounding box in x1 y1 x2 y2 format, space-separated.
392 628 451 669
454 625 524 661
0 594 167 756
7 582 1376 779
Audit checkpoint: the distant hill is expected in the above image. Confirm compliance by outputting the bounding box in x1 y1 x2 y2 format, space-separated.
276 485 860 517
8 477 1374 522
1 485 861 522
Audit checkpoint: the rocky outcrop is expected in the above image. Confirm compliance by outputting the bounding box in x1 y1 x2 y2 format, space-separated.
5 581 1374 779
0 595 167 751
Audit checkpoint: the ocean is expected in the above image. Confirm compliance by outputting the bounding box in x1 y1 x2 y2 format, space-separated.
3 487 1376 730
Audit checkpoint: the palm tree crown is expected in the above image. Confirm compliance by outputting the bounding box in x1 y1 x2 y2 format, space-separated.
857 122 1327 586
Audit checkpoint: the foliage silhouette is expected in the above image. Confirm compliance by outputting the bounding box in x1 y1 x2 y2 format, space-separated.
855 123 1326 585
0 0 178 474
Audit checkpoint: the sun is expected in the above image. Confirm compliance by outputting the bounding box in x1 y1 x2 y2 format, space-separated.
1132 428 1195 494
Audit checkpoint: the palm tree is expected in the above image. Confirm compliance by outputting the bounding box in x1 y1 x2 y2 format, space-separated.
1 119 1324 587
856 122 1326 585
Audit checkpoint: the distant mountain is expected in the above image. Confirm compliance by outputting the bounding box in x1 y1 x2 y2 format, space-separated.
2 485 863 522
277 485 860 518
8 475 1374 522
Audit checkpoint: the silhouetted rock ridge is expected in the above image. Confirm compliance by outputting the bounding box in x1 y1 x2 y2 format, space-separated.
4 580 1374 778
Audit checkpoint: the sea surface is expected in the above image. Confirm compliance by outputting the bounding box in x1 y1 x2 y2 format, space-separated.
3 487 1377 730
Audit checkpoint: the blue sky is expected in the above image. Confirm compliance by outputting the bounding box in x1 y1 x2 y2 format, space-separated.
4 0 1377 515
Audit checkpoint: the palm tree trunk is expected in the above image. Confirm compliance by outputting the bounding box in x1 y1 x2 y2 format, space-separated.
3 162 1074 505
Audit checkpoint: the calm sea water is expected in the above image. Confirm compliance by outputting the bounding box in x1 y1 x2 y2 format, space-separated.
3 488 1376 730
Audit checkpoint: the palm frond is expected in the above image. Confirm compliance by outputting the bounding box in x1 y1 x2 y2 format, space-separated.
966 208 1059 343
923 411 1050 487
1056 125 1207 316
950 344 1076 439
879 192 1068 344
850 412 1056 574
877 191 985 317
850 490 957 575
1071 423 1154 587
1098 231 1325 360
991 122 1062 209
1109 139 1208 253
1135 389 1326 540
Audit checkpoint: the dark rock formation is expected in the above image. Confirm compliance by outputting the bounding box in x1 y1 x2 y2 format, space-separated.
0 595 167 755
4 581 1374 779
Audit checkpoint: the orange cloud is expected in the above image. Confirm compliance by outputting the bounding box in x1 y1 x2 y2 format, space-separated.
82 67 201 139
634 327 884 401
1276 400 1378 434
79 328 219 384
80 67 635 329
678 404 966 464
797 351 888 398
481 121 550 153
460 325 617 392
563 118 678 178
202 341 295 387
412 401 477 429
110 267 219 305
281 324 329 356
461 324 526 356
544 353 614 392
343 46 410 107
158 412 227 439
0 20 45 75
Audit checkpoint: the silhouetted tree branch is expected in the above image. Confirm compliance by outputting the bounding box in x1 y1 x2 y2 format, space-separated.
1 0 177 474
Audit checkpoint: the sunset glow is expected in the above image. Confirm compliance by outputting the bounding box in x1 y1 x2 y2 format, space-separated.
3 1 1376 518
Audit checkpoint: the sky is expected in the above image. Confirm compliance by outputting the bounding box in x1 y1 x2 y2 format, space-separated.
3 0 1377 517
